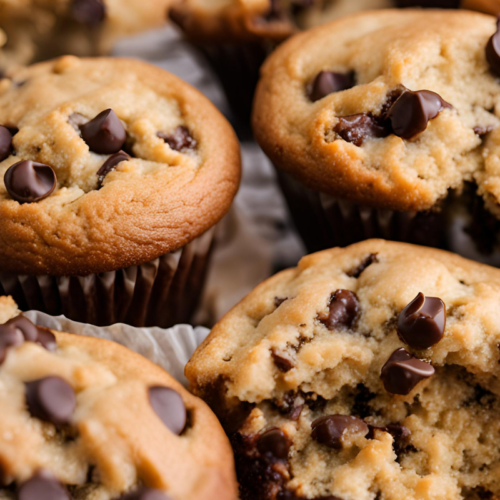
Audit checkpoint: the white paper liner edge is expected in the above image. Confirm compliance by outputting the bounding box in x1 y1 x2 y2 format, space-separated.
24 311 210 387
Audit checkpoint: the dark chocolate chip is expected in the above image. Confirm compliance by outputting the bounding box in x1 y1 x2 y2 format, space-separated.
334 113 389 146
4 160 57 204
487 19 500 77
18 470 70 500
309 71 354 102
380 348 435 395
257 428 290 459
387 89 451 139
0 315 56 363
0 125 13 162
80 109 126 155
25 376 76 425
157 126 196 152
117 487 170 500
271 348 294 372
274 297 288 308
97 151 130 188
70 0 106 25
311 415 368 449
320 289 360 330
148 386 186 435
347 253 379 278
397 293 446 349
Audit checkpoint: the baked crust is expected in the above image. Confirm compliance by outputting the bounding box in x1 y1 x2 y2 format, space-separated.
0 56 241 276
253 10 500 212
187 239 500 499
0 298 238 500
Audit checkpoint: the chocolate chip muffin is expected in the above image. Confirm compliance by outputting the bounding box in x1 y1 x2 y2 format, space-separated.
0 295 238 500
252 10 500 262
169 1 497 129
187 239 500 500
0 0 173 72
0 56 241 327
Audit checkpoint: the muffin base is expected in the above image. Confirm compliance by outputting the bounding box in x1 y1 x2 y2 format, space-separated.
0 228 215 328
276 169 446 253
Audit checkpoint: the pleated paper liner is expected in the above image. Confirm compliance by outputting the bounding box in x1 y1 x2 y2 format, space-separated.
276 169 446 254
0 228 215 329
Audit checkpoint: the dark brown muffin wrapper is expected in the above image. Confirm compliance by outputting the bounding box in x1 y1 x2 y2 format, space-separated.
194 42 273 136
0 228 215 328
275 168 446 253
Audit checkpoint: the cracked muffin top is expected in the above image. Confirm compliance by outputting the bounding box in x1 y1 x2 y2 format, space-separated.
169 0 498 44
187 239 500 500
0 0 173 68
0 295 237 500
253 10 500 213
0 56 240 276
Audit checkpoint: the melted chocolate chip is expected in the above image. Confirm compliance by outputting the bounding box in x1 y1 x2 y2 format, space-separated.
70 0 106 25
311 415 368 449
117 488 170 500
347 253 379 278
380 348 435 395
257 428 290 460
320 289 360 330
334 113 389 146
4 160 57 204
148 386 186 435
309 71 354 102
388 89 451 139
487 19 500 77
26 376 76 425
271 348 294 372
18 471 70 500
0 315 56 363
80 109 126 154
0 125 13 162
97 151 130 188
397 293 446 349
158 126 197 152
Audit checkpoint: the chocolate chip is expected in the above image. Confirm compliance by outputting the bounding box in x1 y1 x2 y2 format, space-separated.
18 471 70 500
0 315 56 363
158 126 196 152
4 160 57 204
334 114 389 146
397 293 446 349
367 423 410 441
0 125 13 162
487 19 500 77
117 487 170 500
311 415 368 449
271 348 294 372
257 428 290 459
387 89 451 139
309 71 354 102
80 109 126 155
97 151 130 188
148 387 186 435
380 348 435 395
320 289 360 330
347 253 378 278
70 0 106 25
25 376 76 425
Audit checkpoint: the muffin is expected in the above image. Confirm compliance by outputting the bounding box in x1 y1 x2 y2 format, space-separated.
253 9 500 262
0 0 173 73
169 1 498 129
187 239 500 500
0 295 238 500
0 56 241 327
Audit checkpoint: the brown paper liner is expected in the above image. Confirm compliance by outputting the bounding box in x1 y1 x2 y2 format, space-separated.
276 169 446 253
194 42 273 137
0 228 215 328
